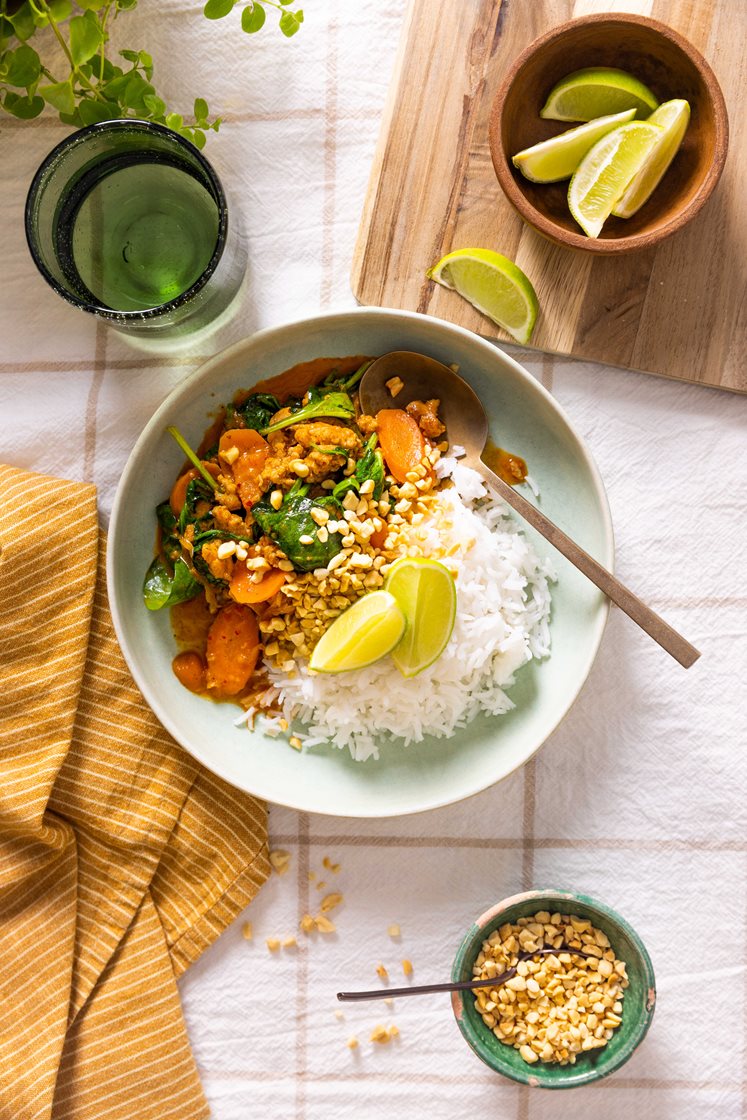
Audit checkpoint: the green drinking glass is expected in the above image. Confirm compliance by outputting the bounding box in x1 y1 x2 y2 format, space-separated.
25 119 246 338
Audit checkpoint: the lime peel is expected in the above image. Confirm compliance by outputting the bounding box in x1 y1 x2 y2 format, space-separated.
309 590 405 674
540 67 659 122
568 121 664 238
512 109 636 183
427 248 539 344
384 557 457 678
611 98 690 218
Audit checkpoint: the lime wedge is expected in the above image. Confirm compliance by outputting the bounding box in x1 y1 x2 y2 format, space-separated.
384 557 456 678
512 109 636 183
540 68 659 122
568 122 663 238
612 99 690 218
426 248 539 344
309 590 405 673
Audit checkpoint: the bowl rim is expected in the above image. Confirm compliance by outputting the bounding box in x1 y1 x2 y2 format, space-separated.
451 887 657 1087
489 11 730 255
107 306 614 816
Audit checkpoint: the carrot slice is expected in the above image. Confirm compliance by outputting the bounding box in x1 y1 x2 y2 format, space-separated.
369 524 388 550
205 603 260 695
376 409 429 484
220 428 269 509
169 463 220 517
230 565 286 605
172 651 207 693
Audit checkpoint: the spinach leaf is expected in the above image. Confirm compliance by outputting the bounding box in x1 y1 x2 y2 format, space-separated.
143 556 201 611
261 390 355 435
226 392 281 431
252 482 344 572
321 359 373 392
332 435 385 502
156 501 182 565
178 477 215 534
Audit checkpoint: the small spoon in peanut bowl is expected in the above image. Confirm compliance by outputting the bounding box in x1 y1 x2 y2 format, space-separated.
448 889 656 1088
359 351 699 668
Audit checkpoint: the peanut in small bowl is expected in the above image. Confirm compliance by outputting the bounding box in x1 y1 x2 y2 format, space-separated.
451 889 656 1088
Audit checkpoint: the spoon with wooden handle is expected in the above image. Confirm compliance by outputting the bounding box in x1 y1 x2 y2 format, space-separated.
358 351 700 668
338 947 595 1002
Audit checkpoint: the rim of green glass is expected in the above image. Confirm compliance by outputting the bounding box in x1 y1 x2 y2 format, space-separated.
24 118 228 322
451 888 656 1089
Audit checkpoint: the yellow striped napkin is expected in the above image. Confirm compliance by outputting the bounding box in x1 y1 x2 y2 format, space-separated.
0 464 270 1120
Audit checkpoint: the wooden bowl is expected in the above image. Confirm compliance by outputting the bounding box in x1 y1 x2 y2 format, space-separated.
489 13 729 254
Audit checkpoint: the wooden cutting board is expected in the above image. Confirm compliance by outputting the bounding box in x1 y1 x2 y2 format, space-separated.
352 0 746 394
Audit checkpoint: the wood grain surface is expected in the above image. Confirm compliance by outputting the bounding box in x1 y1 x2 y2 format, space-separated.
351 0 747 393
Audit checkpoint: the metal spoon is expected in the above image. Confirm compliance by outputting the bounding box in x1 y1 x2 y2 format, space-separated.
337 947 594 1002
358 350 699 668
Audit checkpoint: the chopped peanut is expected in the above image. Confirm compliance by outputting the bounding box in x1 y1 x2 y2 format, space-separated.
376 963 389 982
402 959 413 977
321 892 343 913
299 914 316 934
315 915 336 934
387 924 401 939
269 849 291 875
266 938 281 952
471 911 629 1066
241 921 253 941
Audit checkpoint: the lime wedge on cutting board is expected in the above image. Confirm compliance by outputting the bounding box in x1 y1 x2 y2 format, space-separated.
612 99 690 218
426 248 539 344
384 557 456 678
512 108 637 182
568 121 664 237
309 591 405 673
541 67 659 122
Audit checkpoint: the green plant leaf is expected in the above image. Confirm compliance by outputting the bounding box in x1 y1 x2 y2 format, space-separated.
69 11 104 66
143 92 166 116
7 4 36 41
47 0 73 19
190 127 206 149
2 89 44 117
78 96 120 124
77 0 107 8
203 0 235 18
194 96 208 120
241 3 265 33
121 69 154 113
279 8 303 36
119 48 139 62
3 43 41 87
116 0 138 10
39 78 75 114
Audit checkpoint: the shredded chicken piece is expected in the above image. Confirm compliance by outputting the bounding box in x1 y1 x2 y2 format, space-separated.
406 398 445 438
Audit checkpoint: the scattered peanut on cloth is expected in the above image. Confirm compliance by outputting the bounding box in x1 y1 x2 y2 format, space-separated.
472 911 628 1065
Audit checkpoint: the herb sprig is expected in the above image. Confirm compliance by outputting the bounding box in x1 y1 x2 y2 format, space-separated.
0 0 304 147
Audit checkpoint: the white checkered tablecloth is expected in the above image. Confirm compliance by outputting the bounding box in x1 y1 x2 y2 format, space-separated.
1 2 745 1118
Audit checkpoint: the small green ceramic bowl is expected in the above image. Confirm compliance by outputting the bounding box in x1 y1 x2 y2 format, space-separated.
451 889 656 1089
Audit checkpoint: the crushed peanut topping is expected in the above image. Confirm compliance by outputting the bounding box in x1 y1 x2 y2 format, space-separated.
315 915 336 934
472 911 629 1066
387 924 401 939
369 1024 391 1044
282 936 298 949
321 892 343 913
322 856 341 874
346 1037 359 1049
241 921 253 941
376 963 389 982
299 914 316 934
266 938 281 952
402 959 413 977
269 849 291 875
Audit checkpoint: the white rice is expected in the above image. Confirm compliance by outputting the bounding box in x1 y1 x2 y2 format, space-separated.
244 455 555 762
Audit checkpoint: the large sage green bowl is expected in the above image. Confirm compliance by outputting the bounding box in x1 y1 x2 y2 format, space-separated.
452 889 656 1087
108 307 612 817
